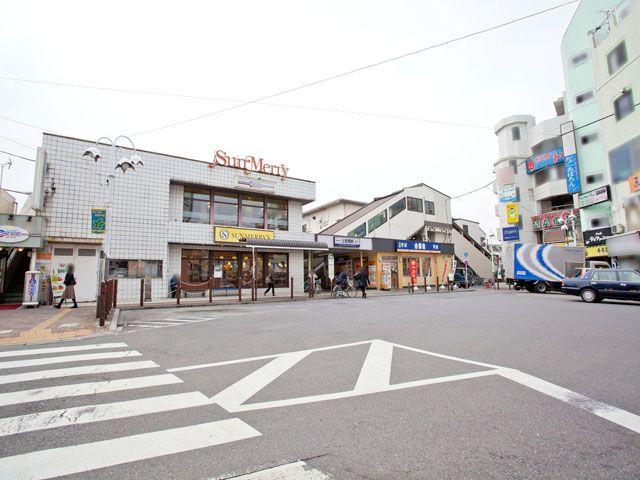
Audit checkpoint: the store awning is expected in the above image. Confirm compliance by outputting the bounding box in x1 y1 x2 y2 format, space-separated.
240 238 329 251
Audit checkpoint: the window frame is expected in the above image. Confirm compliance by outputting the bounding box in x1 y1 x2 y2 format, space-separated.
614 89 634 121
580 131 600 146
569 50 589 68
388 198 406 219
367 210 388 232
407 197 423 213
347 222 367 238
182 186 211 224
574 89 594 106
108 259 163 279
607 40 628 75
424 200 435 215
511 126 521 141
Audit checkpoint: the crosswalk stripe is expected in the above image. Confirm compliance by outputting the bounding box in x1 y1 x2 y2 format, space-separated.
0 360 159 385
131 322 182 326
159 318 201 323
0 391 211 436
0 350 142 370
0 418 261 480
0 343 128 358
0 374 182 406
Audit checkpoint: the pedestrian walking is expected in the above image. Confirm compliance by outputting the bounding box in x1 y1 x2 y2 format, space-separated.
264 269 276 296
54 263 78 309
169 273 180 298
355 265 370 298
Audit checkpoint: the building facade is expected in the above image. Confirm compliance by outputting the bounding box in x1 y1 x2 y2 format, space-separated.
31 134 317 302
302 198 366 234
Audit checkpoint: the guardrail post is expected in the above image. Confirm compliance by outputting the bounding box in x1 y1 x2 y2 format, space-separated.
139 279 144 307
423 276 427 293
436 277 440 292
238 278 242 303
99 281 107 326
208 279 213 303
113 279 118 308
290 277 294 299
176 282 181 305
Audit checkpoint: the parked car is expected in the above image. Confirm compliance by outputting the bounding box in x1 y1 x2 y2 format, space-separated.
561 268 640 303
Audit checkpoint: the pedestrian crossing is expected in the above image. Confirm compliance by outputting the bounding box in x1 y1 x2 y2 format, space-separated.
0 341 261 479
124 315 224 331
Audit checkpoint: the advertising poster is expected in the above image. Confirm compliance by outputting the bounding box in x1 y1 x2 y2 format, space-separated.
506 203 519 224
380 262 391 290
409 259 418 284
498 184 517 203
23 271 42 306
91 208 107 234
51 263 68 298
368 264 377 287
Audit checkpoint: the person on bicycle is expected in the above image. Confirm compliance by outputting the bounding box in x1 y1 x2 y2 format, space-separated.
335 270 348 290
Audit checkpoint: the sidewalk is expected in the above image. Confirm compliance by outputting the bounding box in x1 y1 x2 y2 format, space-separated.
0 306 111 346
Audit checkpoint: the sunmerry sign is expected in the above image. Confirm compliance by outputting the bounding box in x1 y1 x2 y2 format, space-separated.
210 150 290 179
214 226 275 243
396 240 442 253
0 225 29 243
578 186 610 208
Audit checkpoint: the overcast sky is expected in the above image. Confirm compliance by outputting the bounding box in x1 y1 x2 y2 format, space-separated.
0 0 578 235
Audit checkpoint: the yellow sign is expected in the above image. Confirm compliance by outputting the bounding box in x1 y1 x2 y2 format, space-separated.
214 226 275 243
629 171 640 193
506 203 519 224
585 245 608 258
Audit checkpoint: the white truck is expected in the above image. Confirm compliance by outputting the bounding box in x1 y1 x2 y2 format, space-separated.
503 243 585 294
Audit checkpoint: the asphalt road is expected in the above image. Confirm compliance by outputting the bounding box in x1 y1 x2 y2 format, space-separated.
1 289 639 479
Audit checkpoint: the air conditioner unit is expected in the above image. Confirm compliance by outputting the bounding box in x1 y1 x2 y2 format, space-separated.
611 223 625 234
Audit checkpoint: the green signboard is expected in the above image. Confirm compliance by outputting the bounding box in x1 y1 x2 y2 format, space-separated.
91 208 107 233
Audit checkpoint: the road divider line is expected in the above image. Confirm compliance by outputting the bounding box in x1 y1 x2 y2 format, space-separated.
498 369 640 434
388 341 504 369
0 374 182 406
354 340 393 393
0 360 159 385
213 351 311 411
129 322 182 326
0 350 142 370
0 343 128 358
221 460 330 479
0 418 261 480
0 391 211 436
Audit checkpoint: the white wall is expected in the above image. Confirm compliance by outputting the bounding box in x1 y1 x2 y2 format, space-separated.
302 201 363 233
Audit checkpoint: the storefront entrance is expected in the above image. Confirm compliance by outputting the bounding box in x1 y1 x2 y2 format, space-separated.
51 244 100 302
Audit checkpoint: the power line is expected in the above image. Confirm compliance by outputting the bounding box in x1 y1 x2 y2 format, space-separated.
0 114 51 132
0 134 35 151
0 149 36 163
131 0 578 137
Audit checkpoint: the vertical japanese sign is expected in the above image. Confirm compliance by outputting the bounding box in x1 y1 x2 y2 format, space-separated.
409 259 418 284
564 154 581 193
91 208 107 234
506 203 519 224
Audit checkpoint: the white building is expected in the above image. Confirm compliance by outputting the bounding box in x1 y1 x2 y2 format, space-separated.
30 134 320 302
302 198 366 234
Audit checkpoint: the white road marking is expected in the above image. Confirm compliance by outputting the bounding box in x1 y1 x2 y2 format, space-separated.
0 330 13 335
128 325 163 329
229 370 500 412
0 342 128 358
354 340 393 393
0 374 182 406
388 341 503 369
58 322 80 328
158 318 202 323
0 350 142 369
0 360 159 385
129 322 182 326
217 461 330 479
0 418 261 480
214 351 311 412
0 391 212 436
498 369 640 434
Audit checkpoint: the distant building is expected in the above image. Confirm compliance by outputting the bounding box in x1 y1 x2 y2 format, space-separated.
0 188 16 214
302 199 366 234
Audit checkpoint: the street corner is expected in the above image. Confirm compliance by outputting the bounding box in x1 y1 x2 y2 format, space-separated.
0 305 110 347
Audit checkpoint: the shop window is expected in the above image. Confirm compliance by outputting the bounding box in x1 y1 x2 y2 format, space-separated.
614 89 634 121
77 249 96 256
212 252 238 288
240 194 265 229
574 90 593 105
266 253 289 287
241 253 265 288
425 200 435 215
367 210 387 232
107 259 163 279
580 131 600 146
181 250 210 283
140 260 162 278
53 248 73 256
585 172 606 186
407 197 423 213
183 187 211 224
389 198 406 218
212 193 238 226
607 41 628 75
569 50 589 67
266 199 288 231
402 257 421 277
347 223 366 238
609 135 640 183
511 126 521 141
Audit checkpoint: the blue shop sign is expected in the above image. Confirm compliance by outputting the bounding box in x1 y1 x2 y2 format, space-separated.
526 148 564 174
396 240 442 253
334 236 361 248
564 154 581 193
502 226 520 242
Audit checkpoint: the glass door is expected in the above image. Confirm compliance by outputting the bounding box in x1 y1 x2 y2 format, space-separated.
212 252 239 289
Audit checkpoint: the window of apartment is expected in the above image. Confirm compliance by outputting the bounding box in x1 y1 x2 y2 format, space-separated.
407 197 423 213
609 135 640 182
569 50 589 67
614 89 635 121
240 194 265 229
389 198 406 218
575 90 594 105
462 224 469 235
534 164 565 187
108 260 162 279
607 41 628 75
585 172 606 186
347 223 367 238
511 126 521 141
425 200 435 215
367 210 387 232
266 199 288 230
183 187 210 223
589 215 612 229
212 193 239 226
580 131 600 146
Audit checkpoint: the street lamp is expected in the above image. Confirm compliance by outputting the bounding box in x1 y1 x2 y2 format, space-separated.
560 213 578 247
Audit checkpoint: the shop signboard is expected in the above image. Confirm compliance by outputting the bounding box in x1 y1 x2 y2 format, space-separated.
22 271 42 306
0 225 29 244
502 226 520 241
506 203 519 224
498 184 517 203
50 263 68 299
380 262 391 290
583 227 613 246
91 208 107 234
585 244 608 258
564 154 581 193
210 149 290 179
334 236 361 248
526 148 564 174
327 254 335 280
629 171 640 193
409 259 418 283
396 240 441 253
578 186 610 208
214 226 275 243
532 209 579 231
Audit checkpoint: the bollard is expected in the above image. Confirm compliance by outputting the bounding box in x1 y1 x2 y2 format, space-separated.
290 277 294 299
208 279 213 303
99 281 107 326
423 276 427 293
238 278 242 303
176 283 181 305
113 279 118 308
436 277 440 292
139 279 144 307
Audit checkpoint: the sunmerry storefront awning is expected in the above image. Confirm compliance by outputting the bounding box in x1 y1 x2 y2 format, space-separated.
240 238 329 251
